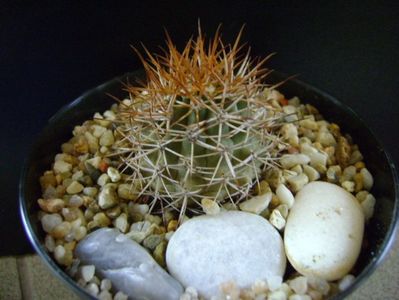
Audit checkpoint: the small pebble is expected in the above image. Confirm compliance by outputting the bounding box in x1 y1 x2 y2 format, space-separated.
289 276 307 295
361 194 376 221
360 168 373 190
114 213 129 233
66 181 84 194
267 275 283 291
79 265 95 282
268 290 287 300
270 209 286 230
53 160 72 174
98 290 113 300
113 291 128 300
41 213 63 233
286 173 309 193
338 274 355 291
201 198 221 215
143 234 164 250
83 187 98 197
86 282 100 297
118 183 138 200
97 174 110 187
100 278 112 291
280 154 310 169
98 184 118 209
107 167 121 182
99 130 115 147
341 181 355 193
239 193 272 214
276 184 294 208
289 295 311 300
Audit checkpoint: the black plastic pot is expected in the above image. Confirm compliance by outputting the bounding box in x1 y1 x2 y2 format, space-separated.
19 71 399 299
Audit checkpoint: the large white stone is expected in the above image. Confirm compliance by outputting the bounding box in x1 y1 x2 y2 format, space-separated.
284 181 365 281
75 228 183 300
166 211 286 299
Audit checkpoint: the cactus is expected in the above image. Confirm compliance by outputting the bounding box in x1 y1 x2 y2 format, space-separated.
112 27 284 218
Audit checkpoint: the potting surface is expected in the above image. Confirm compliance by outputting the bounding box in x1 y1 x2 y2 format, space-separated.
0 233 398 300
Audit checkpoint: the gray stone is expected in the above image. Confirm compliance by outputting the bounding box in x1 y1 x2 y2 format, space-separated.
166 211 286 299
75 228 183 300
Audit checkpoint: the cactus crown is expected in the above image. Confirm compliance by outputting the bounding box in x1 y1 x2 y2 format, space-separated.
113 26 283 218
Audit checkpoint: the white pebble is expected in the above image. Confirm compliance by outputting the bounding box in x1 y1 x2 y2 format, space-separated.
361 194 376 221
113 291 128 300
338 274 355 291
280 154 310 169
107 167 121 182
316 131 336 147
73 226 87 241
251 280 268 295
285 182 364 281
114 213 129 233
185 286 198 298
269 209 286 230
239 193 272 214
91 125 107 138
98 290 113 300
276 184 294 208
267 275 283 291
83 187 98 197
53 160 72 174
300 144 327 167
54 245 66 264
129 203 150 215
44 235 55 252
100 130 115 147
286 173 309 193
66 181 84 194
289 276 307 295
289 295 311 300
41 213 62 233
86 282 99 296
360 168 373 190
341 181 355 193
299 118 318 130
283 105 299 122
86 156 101 169
268 290 287 300
349 150 363 164
201 198 221 215
356 190 369 202
307 276 330 296
276 204 289 218
303 165 320 181
281 123 299 146
326 165 342 183
68 195 84 207
79 265 95 282
103 110 116 120
341 166 357 181
97 174 110 187
98 184 118 209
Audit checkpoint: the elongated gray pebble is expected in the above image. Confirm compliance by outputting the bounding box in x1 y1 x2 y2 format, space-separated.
75 228 183 300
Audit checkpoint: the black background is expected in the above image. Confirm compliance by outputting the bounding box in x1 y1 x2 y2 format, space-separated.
1 1 398 255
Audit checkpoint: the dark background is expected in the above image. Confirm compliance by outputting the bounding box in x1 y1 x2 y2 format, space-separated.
1 1 398 255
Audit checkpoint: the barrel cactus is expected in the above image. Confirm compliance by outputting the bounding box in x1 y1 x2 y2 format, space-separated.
112 27 284 217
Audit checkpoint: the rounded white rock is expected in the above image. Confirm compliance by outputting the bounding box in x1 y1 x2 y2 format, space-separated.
166 211 286 299
284 181 365 281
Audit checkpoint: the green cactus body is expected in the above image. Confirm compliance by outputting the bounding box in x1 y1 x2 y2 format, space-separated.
113 28 283 216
